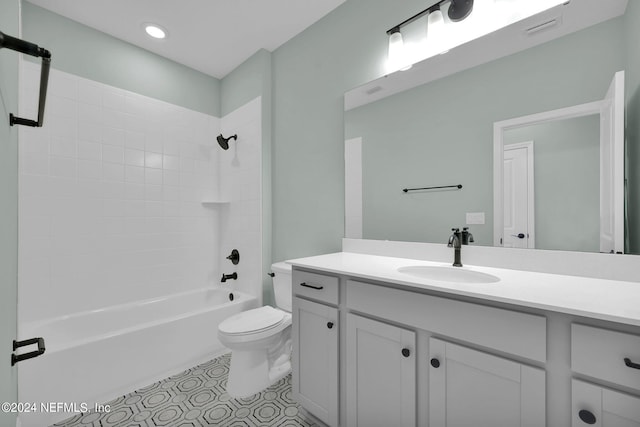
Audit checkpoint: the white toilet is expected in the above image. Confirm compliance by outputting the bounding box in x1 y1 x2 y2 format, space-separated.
217 262 293 398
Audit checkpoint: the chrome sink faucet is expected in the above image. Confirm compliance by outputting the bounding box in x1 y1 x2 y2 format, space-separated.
448 228 463 267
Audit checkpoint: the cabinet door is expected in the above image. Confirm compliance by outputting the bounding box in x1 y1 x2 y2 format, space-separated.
346 313 416 427
292 297 339 426
572 379 640 427
429 337 545 427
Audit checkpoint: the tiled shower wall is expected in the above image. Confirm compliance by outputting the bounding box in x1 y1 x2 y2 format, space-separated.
218 98 262 299
18 62 261 324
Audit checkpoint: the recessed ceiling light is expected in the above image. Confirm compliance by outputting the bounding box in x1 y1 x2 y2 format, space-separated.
144 24 167 39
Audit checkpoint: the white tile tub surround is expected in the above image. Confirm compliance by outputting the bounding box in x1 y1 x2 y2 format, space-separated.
18 61 225 324
218 97 263 301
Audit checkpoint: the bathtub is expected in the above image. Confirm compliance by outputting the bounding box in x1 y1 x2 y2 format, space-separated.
17 288 258 427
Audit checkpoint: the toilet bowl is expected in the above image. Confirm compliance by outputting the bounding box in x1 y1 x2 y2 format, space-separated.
217 262 292 398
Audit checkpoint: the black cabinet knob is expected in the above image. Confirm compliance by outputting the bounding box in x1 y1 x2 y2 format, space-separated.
401 348 410 357
578 410 596 425
430 358 440 368
327 322 334 329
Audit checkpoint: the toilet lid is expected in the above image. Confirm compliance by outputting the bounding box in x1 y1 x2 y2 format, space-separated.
219 306 285 335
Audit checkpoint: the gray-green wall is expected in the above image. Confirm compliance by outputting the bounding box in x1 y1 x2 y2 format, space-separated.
345 19 622 248
272 0 640 259
625 0 640 254
221 49 274 304
271 0 427 261
22 1 220 116
0 0 20 423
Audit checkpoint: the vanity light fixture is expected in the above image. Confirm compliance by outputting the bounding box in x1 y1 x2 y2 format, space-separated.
386 0 473 72
386 0 568 73
144 23 167 39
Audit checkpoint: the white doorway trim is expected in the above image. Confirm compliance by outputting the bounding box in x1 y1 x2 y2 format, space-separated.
493 100 602 248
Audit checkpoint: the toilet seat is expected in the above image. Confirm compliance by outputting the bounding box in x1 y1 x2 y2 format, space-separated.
218 306 288 336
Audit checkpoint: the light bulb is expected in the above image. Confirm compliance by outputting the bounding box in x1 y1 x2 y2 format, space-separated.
427 7 448 55
388 30 412 72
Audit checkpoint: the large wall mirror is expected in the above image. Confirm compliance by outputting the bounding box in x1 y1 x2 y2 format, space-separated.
344 0 638 254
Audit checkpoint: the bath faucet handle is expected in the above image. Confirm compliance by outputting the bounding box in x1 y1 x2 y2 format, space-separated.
226 249 240 265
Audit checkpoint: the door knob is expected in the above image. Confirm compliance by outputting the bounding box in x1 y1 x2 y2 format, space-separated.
430 358 440 368
511 233 526 239
327 322 334 329
401 348 410 357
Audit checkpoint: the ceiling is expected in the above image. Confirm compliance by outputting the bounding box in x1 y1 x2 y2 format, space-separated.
25 0 347 79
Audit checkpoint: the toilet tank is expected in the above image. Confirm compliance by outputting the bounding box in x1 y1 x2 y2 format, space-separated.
271 262 292 312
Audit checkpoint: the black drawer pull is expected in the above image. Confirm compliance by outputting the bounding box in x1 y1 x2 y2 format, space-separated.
578 409 596 424
327 322 334 329
401 348 410 357
624 357 640 370
430 358 440 368
299 282 324 290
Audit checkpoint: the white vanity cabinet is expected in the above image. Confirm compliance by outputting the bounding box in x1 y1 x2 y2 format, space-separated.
344 278 546 427
346 313 416 427
290 263 640 427
428 338 545 427
292 271 340 427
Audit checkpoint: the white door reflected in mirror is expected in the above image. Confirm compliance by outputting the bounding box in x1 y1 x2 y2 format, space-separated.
493 71 625 254
503 142 534 249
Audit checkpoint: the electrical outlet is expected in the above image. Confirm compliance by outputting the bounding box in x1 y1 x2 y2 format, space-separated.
466 212 485 225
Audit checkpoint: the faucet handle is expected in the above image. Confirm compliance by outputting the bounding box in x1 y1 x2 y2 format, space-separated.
461 227 474 244
451 228 460 232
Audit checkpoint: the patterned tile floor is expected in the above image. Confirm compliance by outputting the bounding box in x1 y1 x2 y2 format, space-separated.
53 353 318 426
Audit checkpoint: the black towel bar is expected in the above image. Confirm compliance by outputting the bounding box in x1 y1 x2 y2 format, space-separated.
403 184 462 193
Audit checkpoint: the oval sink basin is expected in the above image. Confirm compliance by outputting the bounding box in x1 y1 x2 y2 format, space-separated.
397 266 500 284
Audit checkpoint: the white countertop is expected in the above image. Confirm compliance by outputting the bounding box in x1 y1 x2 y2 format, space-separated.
287 252 640 327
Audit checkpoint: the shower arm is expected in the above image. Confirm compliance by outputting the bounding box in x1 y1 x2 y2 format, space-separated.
0 31 52 127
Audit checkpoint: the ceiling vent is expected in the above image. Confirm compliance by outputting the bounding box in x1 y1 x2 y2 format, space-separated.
366 85 383 95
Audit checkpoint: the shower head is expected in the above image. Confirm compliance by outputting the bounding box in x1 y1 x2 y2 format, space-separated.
217 134 237 150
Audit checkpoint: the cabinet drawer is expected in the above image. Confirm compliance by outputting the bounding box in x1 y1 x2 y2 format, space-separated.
293 270 339 305
572 324 640 391
346 280 546 362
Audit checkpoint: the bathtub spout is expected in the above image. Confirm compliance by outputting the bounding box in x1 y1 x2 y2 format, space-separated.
221 272 238 283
